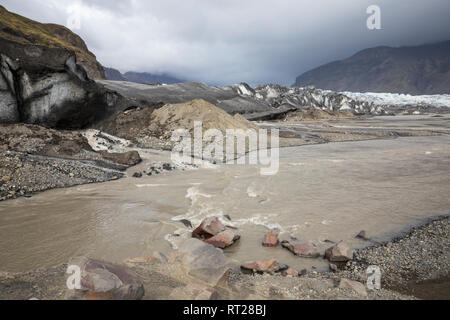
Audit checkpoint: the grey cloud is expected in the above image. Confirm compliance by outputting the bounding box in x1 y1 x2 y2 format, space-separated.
2 0 449 86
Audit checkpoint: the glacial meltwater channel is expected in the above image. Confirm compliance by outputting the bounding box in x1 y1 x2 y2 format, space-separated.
1 130 450 273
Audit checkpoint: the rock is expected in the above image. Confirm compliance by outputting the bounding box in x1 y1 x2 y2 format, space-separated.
283 268 299 277
262 231 279 247
356 230 369 241
100 151 142 167
339 278 368 297
204 229 240 249
329 263 338 272
169 283 218 300
281 240 321 258
325 241 354 262
66 257 144 300
192 217 226 240
175 239 231 287
1 176 11 183
178 219 193 228
241 259 285 274
124 257 152 264
151 251 169 263
162 163 174 171
132 172 143 178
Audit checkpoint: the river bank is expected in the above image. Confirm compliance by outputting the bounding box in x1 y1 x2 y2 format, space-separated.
0 216 447 300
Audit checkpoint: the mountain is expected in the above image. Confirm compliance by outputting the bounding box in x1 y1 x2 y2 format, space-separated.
124 72 184 85
294 41 450 95
104 67 185 84
0 5 105 80
104 67 128 81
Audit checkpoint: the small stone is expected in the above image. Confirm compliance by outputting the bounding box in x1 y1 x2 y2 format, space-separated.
283 268 299 277
299 269 308 276
325 241 354 262
281 240 321 258
262 231 279 247
204 229 240 249
132 172 143 178
241 259 284 274
339 278 368 297
356 230 369 241
1 176 11 183
69 173 75 178
192 217 226 240
329 263 338 272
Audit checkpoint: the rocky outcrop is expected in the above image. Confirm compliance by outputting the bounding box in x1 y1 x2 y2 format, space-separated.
0 5 104 80
0 38 132 128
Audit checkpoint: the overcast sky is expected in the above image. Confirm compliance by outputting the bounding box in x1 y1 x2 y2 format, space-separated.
2 0 450 85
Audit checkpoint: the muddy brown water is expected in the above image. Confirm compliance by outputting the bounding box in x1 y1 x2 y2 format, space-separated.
1 116 450 276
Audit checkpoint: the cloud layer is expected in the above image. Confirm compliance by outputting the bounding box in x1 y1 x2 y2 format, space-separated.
2 0 450 85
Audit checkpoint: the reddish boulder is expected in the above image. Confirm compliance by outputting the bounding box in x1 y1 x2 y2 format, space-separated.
282 268 299 277
205 229 240 249
192 217 226 240
281 240 321 258
241 259 285 274
262 231 279 247
325 241 354 262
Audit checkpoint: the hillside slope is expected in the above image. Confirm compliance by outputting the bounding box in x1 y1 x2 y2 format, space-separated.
104 67 185 85
294 41 450 95
0 5 104 79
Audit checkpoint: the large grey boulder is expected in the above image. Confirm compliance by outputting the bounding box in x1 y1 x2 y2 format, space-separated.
66 257 145 300
174 238 231 287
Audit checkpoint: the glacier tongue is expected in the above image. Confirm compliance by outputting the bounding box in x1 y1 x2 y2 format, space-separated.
341 92 450 108
233 83 386 116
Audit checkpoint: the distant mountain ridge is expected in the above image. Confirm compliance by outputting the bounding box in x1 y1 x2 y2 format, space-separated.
104 67 185 84
294 41 450 95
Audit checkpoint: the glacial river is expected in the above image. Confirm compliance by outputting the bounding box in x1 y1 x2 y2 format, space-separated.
1 117 450 273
